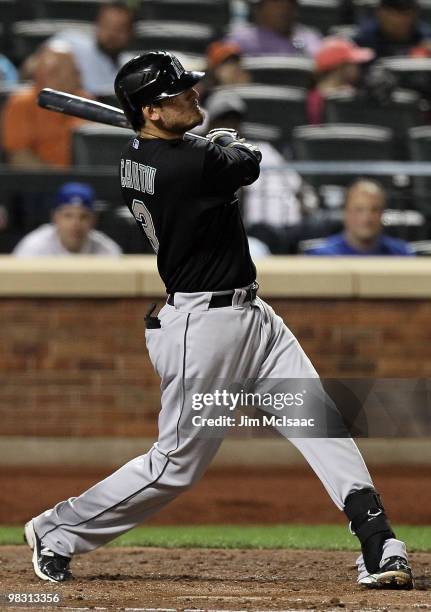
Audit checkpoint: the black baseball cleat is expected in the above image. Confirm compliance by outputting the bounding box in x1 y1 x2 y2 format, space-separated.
360 556 414 589
24 520 72 583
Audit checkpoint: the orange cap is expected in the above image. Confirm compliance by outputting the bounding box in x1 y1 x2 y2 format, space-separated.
315 38 375 72
206 41 242 69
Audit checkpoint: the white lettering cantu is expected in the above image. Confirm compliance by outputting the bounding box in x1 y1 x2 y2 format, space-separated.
121 159 157 195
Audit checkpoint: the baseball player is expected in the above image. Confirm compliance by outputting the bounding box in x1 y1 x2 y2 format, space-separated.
25 52 413 590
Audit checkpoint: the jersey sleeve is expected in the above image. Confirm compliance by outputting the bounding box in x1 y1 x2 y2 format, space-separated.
201 141 260 194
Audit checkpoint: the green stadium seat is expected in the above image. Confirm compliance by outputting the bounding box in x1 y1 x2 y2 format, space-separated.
139 0 230 32
242 56 314 88
72 124 133 167
324 89 423 159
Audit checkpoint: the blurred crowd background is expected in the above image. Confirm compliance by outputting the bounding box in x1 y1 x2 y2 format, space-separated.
2 0 431 257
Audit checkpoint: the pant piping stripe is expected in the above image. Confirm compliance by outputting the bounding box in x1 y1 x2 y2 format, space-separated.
39 314 191 545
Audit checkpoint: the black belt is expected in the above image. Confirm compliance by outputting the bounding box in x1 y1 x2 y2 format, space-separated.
167 282 258 308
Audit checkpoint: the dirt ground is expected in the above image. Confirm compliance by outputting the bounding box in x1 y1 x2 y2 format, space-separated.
0 547 430 611
1 465 430 525
2 465 429 611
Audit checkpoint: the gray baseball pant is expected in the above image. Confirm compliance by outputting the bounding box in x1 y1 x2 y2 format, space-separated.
33 288 405 565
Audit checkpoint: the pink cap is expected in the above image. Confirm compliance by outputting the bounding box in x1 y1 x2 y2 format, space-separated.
315 38 375 72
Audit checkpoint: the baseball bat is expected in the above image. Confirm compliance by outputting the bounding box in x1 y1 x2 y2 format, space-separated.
38 88 131 129
37 88 206 141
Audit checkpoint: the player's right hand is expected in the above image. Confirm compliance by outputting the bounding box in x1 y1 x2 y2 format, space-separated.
228 139 262 164
206 128 239 147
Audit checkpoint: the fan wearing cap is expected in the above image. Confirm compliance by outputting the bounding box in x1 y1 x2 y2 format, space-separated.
13 182 122 256
307 37 375 124
354 0 431 58
207 42 250 88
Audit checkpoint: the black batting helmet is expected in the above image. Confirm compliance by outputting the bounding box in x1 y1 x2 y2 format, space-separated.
114 51 205 131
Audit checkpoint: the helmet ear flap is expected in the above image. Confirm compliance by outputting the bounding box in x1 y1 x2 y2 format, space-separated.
116 82 142 131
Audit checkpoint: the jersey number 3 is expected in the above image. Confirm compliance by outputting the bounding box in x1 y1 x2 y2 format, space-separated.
131 199 159 254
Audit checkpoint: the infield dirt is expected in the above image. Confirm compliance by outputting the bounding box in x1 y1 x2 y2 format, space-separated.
2 465 430 610
1 547 430 611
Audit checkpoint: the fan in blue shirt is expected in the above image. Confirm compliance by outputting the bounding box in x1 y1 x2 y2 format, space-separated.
305 179 414 256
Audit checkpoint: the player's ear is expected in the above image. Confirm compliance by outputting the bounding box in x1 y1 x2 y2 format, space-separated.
143 104 161 121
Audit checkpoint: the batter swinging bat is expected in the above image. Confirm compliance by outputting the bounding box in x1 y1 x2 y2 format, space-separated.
37 88 207 141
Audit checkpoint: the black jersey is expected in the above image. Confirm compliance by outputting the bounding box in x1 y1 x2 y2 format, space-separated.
119 135 260 294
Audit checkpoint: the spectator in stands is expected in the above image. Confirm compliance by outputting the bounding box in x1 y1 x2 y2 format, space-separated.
354 0 431 58
48 1 134 96
2 45 89 168
204 90 319 254
13 183 122 256
307 38 375 124
225 0 322 57
199 41 250 100
305 179 414 255
0 54 18 85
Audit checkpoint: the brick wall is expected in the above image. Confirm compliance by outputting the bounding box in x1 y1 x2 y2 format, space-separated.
0 297 429 438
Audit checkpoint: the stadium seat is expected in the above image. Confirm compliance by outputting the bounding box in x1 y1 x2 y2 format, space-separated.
241 122 283 146
132 21 215 55
293 124 394 160
409 240 431 255
0 0 34 57
217 84 308 146
378 57 431 98
72 124 134 166
242 56 314 88
409 125 431 160
382 208 428 241
408 126 431 217
324 89 423 159
351 0 377 21
12 20 94 63
327 24 358 39
298 236 330 253
0 0 16 19
139 0 230 32
39 0 106 21
297 0 343 34
0 0 14 51
418 0 431 21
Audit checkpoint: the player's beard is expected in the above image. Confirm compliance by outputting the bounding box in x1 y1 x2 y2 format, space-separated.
157 105 205 136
